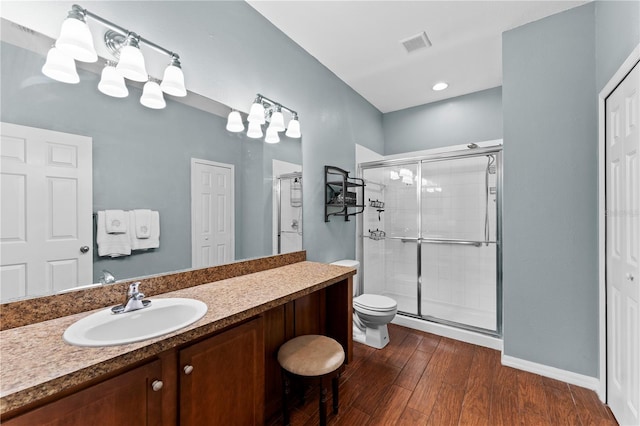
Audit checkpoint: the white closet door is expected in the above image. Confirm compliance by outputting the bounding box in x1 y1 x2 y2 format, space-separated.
191 159 234 268
1 122 93 301
607 62 640 426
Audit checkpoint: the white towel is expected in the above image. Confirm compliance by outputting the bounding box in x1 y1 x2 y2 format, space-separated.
96 211 131 257
133 209 152 238
129 210 160 250
105 210 127 234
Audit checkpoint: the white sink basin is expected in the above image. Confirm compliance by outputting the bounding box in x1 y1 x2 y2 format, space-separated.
63 298 208 347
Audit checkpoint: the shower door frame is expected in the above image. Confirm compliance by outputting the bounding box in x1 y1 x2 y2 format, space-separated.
275 171 302 254
358 146 503 337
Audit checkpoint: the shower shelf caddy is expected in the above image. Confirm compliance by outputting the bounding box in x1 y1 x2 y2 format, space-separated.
324 165 365 222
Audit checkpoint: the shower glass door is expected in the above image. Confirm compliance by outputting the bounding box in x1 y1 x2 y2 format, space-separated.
361 163 419 316
419 153 499 332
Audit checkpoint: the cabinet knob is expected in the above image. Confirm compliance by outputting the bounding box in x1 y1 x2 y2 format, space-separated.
183 365 194 375
151 380 163 392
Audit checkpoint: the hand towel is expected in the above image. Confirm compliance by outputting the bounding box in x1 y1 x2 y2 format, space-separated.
129 210 160 250
105 210 127 234
96 211 131 257
133 209 152 239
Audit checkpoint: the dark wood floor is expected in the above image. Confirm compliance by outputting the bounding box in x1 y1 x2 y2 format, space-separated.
275 324 617 425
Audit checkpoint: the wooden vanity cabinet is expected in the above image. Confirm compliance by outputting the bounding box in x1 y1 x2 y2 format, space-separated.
179 317 264 425
3 359 163 426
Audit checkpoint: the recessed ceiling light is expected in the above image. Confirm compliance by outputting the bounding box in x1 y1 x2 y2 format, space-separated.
432 82 448 91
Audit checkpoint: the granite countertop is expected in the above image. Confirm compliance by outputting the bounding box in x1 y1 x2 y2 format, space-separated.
0 261 355 416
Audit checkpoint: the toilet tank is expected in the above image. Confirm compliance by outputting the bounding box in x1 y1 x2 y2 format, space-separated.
330 260 359 295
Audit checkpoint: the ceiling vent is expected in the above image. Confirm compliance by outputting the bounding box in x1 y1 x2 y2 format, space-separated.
400 31 432 54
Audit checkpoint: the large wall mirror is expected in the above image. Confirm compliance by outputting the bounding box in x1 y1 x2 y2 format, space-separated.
0 19 302 302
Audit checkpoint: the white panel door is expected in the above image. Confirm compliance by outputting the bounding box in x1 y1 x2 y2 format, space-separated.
0 122 92 301
191 159 234 268
607 62 640 426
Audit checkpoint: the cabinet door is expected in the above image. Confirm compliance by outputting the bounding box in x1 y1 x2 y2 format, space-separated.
179 317 264 425
4 359 163 426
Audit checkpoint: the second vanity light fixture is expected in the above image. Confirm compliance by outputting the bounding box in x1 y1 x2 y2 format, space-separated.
42 4 186 109
226 94 301 143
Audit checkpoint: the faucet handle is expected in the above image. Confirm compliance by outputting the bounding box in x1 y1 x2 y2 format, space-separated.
128 281 141 296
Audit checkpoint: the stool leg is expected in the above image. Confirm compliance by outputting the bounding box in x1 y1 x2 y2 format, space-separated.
319 378 328 426
332 374 339 414
282 371 290 426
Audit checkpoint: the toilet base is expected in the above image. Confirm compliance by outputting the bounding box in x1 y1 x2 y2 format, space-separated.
352 321 390 349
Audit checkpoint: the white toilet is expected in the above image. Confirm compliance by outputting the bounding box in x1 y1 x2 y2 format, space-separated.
331 260 397 349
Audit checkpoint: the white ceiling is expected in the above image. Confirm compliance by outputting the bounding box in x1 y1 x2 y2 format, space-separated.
247 1 587 113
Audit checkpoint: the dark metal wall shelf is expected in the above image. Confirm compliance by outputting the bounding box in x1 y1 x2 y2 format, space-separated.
325 165 365 222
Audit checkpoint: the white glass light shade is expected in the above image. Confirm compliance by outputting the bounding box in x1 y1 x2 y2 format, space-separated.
140 81 166 109
389 171 400 180
116 45 147 82
98 64 128 98
55 17 97 63
247 121 263 139
269 110 285 132
402 176 413 185
248 102 265 124
226 111 244 132
264 126 280 144
160 64 186 97
285 118 301 138
42 47 79 84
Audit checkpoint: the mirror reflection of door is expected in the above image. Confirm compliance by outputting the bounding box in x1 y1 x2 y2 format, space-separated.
0 122 92 302
190 159 234 268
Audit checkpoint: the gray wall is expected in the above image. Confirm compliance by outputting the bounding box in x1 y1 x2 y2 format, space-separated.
0 41 299 283
595 0 640 91
502 3 598 376
382 87 503 154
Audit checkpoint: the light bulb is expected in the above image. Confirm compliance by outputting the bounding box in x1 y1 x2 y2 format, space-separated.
41 47 79 84
116 34 147 82
160 57 186 97
270 109 285 132
55 9 97 63
285 117 301 138
98 63 128 98
265 125 280 143
226 111 244 132
248 101 265 124
140 80 166 109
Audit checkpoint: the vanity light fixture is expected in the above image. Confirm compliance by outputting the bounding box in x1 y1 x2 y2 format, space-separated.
228 94 301 143
43 4 186 109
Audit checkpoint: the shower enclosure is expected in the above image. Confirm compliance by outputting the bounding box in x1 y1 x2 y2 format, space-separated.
275 172 303 254
358 146 502 335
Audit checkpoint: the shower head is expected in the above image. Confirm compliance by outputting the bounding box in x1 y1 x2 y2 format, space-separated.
467 143 478 149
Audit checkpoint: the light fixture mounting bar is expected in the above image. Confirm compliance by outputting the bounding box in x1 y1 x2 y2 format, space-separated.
256 93 298 117
72 4 179 59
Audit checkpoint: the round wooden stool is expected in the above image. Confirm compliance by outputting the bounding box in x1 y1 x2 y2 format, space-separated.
277 335 345 426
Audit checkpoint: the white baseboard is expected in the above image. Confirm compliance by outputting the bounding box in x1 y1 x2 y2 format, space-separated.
392 315 503 351
501 354 602 399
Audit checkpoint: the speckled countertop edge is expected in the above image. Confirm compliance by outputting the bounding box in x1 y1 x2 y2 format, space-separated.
0 261 355 416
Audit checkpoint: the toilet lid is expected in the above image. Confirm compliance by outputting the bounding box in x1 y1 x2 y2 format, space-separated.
354 294 397 311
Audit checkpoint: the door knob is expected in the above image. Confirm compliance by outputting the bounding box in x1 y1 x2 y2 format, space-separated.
151 380 163 391
80 246 90 254
183 365 194 375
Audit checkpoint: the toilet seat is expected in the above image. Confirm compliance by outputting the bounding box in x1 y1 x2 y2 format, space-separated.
353 294 397 312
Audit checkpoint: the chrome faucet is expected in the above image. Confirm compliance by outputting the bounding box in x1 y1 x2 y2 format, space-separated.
111 281 151 314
